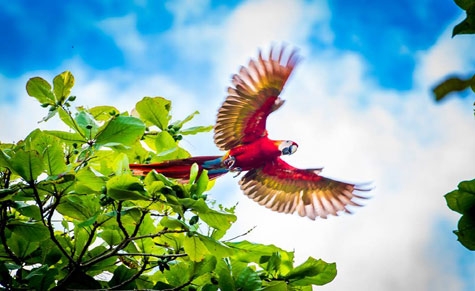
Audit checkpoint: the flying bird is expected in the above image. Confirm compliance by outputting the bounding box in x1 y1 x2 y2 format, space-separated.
130 46 370 219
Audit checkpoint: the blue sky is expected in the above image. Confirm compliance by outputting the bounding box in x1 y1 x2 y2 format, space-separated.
1 0 475 290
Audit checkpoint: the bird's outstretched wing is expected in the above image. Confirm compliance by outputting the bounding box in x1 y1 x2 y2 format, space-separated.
239 158 370 220
214 46 300 151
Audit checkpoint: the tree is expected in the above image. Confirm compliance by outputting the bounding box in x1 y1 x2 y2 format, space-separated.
0 71 336 290
432 0 475 251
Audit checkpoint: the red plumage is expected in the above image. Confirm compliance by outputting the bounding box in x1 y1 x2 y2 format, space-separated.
129 156 224 180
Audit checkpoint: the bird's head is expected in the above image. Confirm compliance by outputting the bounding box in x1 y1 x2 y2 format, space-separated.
278 140 298 156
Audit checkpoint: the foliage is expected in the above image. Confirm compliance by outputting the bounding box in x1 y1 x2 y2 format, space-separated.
453 0 475 36
432 74 475 102
432 0 475 102
0 71 336 290
431 0 475 251
445 180 475 250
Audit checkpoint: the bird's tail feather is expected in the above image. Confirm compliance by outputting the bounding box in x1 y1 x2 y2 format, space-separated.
129 155 227 180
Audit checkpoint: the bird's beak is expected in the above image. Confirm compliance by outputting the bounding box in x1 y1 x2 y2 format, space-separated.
282 143 298 155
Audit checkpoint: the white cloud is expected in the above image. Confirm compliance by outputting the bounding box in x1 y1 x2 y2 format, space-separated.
98 14 146 59
165 0 211 25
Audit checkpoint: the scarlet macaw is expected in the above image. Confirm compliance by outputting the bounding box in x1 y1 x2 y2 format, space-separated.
130 46 370 220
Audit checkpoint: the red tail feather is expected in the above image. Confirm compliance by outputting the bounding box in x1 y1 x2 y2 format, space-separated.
129 156 225 179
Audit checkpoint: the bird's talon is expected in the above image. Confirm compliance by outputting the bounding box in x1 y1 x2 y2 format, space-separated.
231 167 242 178
223 156 236 169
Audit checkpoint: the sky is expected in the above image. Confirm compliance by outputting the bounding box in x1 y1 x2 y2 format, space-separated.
1 0 475 290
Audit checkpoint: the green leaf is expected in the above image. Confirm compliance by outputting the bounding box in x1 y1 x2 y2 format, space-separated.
196 234 234 258
44 130 86 143
7 221 49 242
445 180 475 214
58 107 77 130
74 167 105 193
75 110 99 137
455 212 475 250
12 202 42 220
25 265 58 291
160 216 189 230
26 77 55 105
193 255 217 278
8 232 40 259
285 257 337 286
73 226 92 258
56 195 99 221
28 129 67 175
0 149 11 168
183 235 210 262
455 0 475 10
189 163 199 185
170 110 199 129
432 75 475 101
216 259 236 291
261 281 288 291
9 149 44 181
180 125 214 135
227 241 294 275
164 261 193 286
179 198 237 232
265 252 282 273
108 265 137 289
106 174 149 200
41 239 63 265
53 71 75 104
235 267 262 291
453 4 475 36
95 116 145 147
135 97 171 130
88 105 119 121
195 169 210 196
155 131 177 152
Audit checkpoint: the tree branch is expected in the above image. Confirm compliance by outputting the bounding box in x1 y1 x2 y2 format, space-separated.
77 223 100 263
109 258 149 290
42 185 75 265
116 201 129 239
0 205 21 266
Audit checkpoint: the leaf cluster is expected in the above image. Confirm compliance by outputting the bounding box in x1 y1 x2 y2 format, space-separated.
453 0 475 36
433 1 475 252
445 180 475 250
432 0 475 104
0 71 336 289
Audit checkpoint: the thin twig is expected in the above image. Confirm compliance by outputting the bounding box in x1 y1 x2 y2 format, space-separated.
224 225 257 242
114 253 187 259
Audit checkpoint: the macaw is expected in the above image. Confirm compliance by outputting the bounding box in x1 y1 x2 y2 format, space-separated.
130 46 370 220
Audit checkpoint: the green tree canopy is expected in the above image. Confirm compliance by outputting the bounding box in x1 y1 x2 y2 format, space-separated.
0 71 336 290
